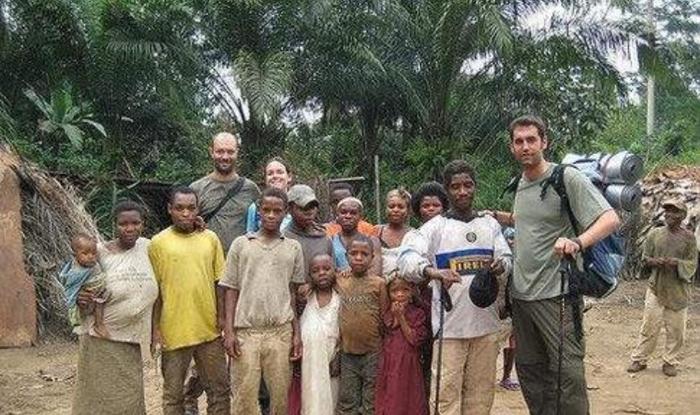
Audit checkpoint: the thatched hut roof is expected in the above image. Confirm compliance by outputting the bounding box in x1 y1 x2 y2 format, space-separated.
1 144 99 339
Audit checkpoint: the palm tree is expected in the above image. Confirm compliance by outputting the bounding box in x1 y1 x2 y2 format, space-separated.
382 0 630 140
287 0 630 180
194 0 304 169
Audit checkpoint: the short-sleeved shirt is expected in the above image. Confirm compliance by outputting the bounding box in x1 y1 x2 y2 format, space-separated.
644 226 697 310
148 227 225 351
78 238 158 345
190 175 260 252
336 274 387 354
512 164 611 301
285 223 334 280
219 233 305 328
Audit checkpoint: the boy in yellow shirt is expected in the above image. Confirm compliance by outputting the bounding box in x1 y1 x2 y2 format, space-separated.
149 186 230 415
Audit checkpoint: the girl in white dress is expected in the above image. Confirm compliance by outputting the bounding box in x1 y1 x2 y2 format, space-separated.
300 254 341 415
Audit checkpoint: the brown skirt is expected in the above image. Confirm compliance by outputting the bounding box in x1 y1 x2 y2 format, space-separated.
72 335 146 415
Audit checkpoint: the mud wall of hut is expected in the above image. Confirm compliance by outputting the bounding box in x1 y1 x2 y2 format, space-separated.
0 160 37 347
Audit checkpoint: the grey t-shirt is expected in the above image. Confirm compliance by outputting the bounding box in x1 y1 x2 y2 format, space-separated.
285 223 334 281
191 175 260 252
512 164 611 301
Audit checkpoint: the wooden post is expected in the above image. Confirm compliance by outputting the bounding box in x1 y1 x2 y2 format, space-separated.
374 154 381 223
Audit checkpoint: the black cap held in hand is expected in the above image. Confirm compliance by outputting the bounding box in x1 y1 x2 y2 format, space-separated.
469 268 498 308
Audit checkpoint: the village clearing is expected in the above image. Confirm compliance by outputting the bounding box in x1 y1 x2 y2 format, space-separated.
1 279 698 415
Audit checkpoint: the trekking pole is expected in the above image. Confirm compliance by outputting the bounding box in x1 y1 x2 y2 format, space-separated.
434 281 452 415
434 284 445 415
556 259 568 415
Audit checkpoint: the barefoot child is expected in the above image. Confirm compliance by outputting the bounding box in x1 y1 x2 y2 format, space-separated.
336 235 388 415
375 276 429 415
300 254 341 415
59 233 110 338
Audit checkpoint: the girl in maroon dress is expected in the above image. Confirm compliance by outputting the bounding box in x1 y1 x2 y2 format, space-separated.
375 276 429 415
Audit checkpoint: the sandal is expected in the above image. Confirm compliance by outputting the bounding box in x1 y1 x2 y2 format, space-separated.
499 378 520 391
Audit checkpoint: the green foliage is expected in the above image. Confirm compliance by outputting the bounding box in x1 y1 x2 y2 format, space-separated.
0 0 697 229
595 97 700 169
24 83 107 150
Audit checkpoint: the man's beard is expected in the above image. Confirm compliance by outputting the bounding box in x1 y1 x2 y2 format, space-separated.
518 151 544 167
214 162 234 174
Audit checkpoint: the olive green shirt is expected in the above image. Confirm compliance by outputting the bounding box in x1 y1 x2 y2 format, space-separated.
644 226 697 311
190 175 260 252
512 164 611 301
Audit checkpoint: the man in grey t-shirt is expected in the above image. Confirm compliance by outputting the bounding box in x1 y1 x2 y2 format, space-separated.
191 132 260 253
186 132 260 414
490 116 620 415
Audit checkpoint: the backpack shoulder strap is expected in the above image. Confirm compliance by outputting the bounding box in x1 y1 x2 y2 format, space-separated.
500 175 520 198
201 177 246 223
540 164 581 235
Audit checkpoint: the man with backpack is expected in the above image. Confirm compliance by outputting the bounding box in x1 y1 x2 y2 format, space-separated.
191 132 261 253
490 115 620 414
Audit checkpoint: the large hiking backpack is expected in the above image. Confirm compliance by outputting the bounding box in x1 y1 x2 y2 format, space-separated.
541 164 624 299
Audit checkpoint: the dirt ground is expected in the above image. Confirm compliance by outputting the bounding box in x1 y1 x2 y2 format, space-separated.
1 280 698 415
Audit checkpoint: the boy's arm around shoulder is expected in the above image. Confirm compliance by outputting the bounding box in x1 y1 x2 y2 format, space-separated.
207 230 225 281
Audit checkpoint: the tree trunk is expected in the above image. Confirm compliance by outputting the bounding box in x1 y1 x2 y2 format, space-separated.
360 105 380 178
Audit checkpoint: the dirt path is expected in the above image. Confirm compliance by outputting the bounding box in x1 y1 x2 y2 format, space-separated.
2 280 698 414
